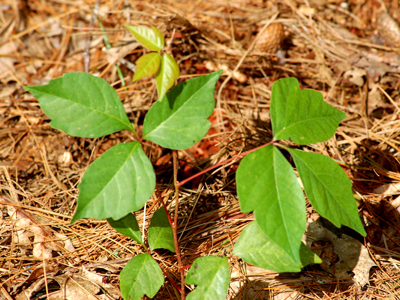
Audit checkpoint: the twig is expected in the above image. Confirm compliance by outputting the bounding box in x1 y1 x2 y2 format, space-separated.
83 0 100 73
172 150 185 300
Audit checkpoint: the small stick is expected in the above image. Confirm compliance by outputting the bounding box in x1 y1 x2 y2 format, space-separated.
82 0 100 73
172 150 185 300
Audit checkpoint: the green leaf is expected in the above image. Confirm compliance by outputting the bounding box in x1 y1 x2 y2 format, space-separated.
71 142 155 223
185 256 230 300
143 71 221 150
236 144 306 263
24 72 134 138
155 53 180 102
233 221 321 272
125 25 164 51
107 213 142 245
270 77 346 145
120 253 164 300
133 52 161 82
287 148 366 236
148 208 175 252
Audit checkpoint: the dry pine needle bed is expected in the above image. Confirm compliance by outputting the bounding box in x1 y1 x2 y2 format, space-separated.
1 0 400 299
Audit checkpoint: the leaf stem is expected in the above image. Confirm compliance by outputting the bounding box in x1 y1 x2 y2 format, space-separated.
178 142 272 187
164 270 182 292
156 186 174 227
173 150 186 299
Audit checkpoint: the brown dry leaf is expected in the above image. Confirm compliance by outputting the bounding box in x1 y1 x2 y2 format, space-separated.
81 265 114 289
351 52 400 82
1 196 74 260
14 264 121 300
205 60 247 83
343 67 366 86
377 12 400 48
15 278 56 300
305 218 376 286
368 83 386 111
314 48 336 87
298 5 316 17
391 196 400 209
0 41 19 84
0 83 17 98
352 245 378 286
272 291 300 300
17 275 100 300
13 262 59 296
230 265 271 299
106 41 140 66
374 182 400 195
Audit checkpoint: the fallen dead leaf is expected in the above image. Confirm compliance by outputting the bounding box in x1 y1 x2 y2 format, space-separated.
374 182 400 195
344 67 366 87
205 60 247 83
0 196 75 260
15 265 121 300
305 218 376 286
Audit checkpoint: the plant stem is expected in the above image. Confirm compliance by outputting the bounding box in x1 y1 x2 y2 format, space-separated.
172 150 185 299
156 186 174 227
145 190 181 291
178 142 272 187
164 270 181 292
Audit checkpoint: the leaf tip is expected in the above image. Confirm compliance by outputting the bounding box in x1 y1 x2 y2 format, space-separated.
23 85 32 92
70 213 80 225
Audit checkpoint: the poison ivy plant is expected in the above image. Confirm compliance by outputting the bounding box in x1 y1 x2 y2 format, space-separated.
234 77 366 272
270 77 346 144
143 71 221 149
125 25 164 51
72 141 155 222
125 24 179 101
24 68 223 299
23 23 368 299
233 221 321 272
107 214 143 246
132 52 161 82
119 253 164 300
24 72 135 138
236 144 306 264
185 256 230 300
148 208 175 252
155 53 180 102
287 147 365 234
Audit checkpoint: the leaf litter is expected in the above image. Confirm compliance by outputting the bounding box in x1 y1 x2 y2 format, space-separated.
2 0 400 299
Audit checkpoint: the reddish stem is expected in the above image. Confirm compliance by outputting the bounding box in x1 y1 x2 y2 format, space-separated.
154 180 183 295
178 142 272 187
156 186 174 227
164 271 181 292
172 150 185 299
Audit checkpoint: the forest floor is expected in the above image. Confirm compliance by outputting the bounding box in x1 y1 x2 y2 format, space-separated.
1 0 400 299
